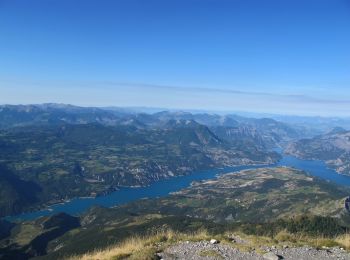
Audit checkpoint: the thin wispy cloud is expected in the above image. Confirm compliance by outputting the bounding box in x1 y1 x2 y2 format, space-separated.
98 81 350 106
1 78 349 116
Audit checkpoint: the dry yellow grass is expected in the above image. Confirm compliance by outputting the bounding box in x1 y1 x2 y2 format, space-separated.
232 230 348 251
272 230 344 249
71 236 144 260
336 234 350 249
68 229 210 260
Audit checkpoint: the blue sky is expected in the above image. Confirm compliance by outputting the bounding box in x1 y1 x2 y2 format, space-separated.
0 0 350 116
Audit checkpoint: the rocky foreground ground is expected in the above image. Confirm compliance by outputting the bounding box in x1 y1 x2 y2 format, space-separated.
159 241 350 260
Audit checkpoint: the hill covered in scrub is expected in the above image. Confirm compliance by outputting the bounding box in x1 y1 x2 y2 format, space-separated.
286 129 350 175
2 167 350 259
120 167 348 222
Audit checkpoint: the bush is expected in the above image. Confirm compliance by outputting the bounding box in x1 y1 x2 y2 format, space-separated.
240 215 346 238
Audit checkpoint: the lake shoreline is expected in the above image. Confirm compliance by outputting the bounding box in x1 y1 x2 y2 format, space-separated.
3 161 274 222
5 154 350 222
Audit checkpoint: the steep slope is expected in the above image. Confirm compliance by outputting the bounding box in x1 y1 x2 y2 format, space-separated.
162 119 222 146
0 213 80 259
211 125 267 150
149 111 301 148
286 129 350 175
0 165 42 216
210 118 301 152
0 104 302 148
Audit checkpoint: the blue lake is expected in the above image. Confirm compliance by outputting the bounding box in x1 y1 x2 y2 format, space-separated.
6 155 350 222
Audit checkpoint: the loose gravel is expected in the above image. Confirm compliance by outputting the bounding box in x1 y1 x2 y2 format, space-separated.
159 241 350 260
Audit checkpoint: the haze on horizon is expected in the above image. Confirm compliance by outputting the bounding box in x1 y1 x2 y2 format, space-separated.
1 0 349 116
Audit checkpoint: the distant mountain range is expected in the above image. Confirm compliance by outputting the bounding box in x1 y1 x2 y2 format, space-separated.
0 103 304 146
0 104 306 217
0 104 124 128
